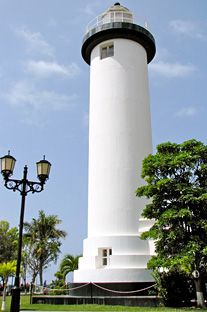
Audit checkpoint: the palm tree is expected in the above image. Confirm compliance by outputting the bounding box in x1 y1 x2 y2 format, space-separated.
24 210 67 285
60 254 82 281
0 261 16 311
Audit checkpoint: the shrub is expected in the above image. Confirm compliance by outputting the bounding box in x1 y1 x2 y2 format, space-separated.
152 268 195 307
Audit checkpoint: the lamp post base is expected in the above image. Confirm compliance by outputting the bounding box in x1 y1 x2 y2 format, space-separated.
10 286 20 312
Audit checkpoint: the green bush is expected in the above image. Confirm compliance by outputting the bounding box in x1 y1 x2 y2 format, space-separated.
49 285 68 296
152 268 195 307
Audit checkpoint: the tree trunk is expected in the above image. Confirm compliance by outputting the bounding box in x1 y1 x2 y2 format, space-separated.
1 284 7 311
31 271 38 294
39 266 43 286
194 277 206 308
31 273 36 285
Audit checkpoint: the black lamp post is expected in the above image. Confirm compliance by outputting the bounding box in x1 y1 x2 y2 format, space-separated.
0 151 51 312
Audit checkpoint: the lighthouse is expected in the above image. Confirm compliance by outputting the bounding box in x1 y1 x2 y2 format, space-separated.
73 3 156 290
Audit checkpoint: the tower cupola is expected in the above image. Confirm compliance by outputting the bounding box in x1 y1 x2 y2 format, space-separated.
82 3 156 65
101 3 133 24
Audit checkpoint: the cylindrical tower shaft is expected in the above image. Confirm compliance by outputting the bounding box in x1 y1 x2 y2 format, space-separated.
88 37 152 237
73 3 156 285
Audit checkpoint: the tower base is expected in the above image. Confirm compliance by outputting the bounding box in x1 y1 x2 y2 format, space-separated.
33 294 163 307
69 281 155 297
73 233 155 284
73 267 154 283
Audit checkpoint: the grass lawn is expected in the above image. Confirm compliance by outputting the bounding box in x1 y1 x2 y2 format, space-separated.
0 295 207 312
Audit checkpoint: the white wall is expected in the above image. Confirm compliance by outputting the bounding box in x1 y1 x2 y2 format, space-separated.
88 38 152 237
74 37 154 283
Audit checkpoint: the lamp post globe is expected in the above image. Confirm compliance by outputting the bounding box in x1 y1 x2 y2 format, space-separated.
36 155 51 183
1 151 16 179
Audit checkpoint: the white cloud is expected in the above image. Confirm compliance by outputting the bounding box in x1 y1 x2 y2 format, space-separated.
83 4 94 15
25 60 81 78
149 61 197 78
77 2 101 17
4 80 76 111
170 20 206 39
15 26 55 57
154 48 170 62
170 20 194 34
47 17 57 27
82 3 98 16
175 107 197 117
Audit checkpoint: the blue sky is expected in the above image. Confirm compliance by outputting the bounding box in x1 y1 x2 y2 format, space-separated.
0 0 206 284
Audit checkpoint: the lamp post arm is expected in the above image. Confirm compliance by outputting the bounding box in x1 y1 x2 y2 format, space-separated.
26 180 44 193
4 178 23 192
3 172 44 194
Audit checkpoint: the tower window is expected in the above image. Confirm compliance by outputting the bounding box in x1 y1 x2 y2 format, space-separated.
102 248 112 266
100 43 114 59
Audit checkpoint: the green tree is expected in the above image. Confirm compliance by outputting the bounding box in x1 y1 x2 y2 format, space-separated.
0 261 16 310
54 270 65 287
0 221 18 263
152 268 195 307
24 210 67 286
60 254 82 281
136 139 207 308
22 239 40 285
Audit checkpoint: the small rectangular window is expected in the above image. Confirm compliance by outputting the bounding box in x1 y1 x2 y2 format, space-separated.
103 249 107 257
101 43 114 60
108 45 114 57
101 248 112 266
101 47 107 59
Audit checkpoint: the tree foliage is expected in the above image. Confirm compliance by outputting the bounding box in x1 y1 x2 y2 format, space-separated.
152 268 195 307
54 270 65 287
23 210 67 285
136 139 207 307
0 221 18 263
0 261 16 310
22 239 40 285
60 254 82 280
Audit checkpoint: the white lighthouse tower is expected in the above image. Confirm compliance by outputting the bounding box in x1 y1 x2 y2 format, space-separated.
73 3 156 290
